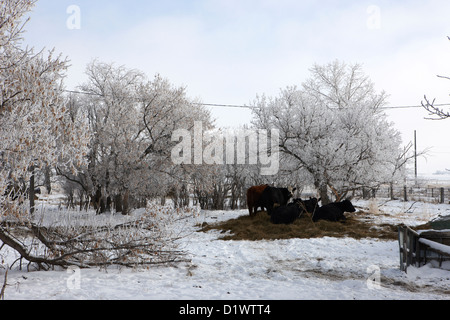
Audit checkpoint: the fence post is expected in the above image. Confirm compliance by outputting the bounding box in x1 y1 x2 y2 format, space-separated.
440 187 445 204
398 226 406 272
403 186 408 202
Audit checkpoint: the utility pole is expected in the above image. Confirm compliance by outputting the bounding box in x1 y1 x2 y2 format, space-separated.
414 130 417 184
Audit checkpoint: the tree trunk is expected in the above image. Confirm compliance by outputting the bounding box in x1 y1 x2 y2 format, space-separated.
115 194 123 213
29 165 35 215
92 187 106 214
315 181 331 205
122 190 129 215
44 165 52 194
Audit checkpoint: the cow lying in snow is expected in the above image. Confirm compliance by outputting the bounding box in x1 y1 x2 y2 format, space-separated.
270 199 304 225
270 197 321 224
293 197 320 215
312 199 356 222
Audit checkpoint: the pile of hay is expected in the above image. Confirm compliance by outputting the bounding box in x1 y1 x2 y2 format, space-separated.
199 210 398 241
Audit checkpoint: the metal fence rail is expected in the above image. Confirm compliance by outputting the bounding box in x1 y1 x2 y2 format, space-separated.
398 225 450 272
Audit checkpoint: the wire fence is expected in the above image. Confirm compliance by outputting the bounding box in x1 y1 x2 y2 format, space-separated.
215 181 450 211
354 183 450 204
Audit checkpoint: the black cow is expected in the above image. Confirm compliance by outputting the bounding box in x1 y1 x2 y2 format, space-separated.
312 199 356 222
270 199 304 225
293 197 321 214
260 186 296 216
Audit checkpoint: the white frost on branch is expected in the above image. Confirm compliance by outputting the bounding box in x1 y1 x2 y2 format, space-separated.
252 61 410 203
1 0 89 219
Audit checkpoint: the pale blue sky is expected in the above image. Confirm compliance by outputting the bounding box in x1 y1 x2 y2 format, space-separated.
22 0 450 174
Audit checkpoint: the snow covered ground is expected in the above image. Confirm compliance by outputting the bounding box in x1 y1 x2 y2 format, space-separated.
1 199 450 300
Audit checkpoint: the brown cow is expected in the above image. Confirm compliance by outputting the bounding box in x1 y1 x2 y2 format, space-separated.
246 185 269 217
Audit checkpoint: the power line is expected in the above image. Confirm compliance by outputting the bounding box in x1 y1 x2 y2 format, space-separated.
193 103 253 109
64 89 255 109
383 104 450 110
65 89 102 97
63 89 450 111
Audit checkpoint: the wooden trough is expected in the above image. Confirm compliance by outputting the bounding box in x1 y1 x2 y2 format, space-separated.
398 225 450 273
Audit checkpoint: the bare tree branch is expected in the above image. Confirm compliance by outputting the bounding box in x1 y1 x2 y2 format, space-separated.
422 95 450 120
0 204 193 271
421 36 450 120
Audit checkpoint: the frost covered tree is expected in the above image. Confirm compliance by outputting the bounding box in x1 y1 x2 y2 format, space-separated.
65 61 212 213
0 2 204 272
252 61 409 204
0 0 88 217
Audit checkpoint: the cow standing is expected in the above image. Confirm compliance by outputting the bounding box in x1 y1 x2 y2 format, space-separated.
246 185 269 217
259 186 296 216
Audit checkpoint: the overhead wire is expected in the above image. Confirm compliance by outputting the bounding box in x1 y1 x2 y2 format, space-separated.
63 89 450 111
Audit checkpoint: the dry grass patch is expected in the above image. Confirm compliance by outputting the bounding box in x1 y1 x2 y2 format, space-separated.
199 210 398 241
